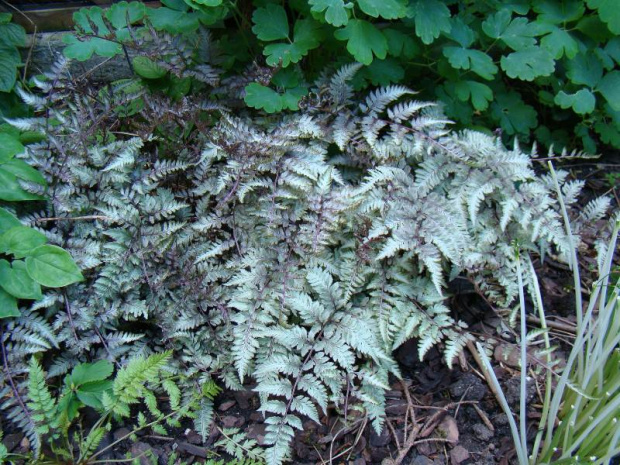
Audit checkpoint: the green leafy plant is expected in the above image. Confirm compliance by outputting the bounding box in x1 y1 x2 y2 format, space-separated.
0 133 83 319
477 175 619 464
0 13 27 119
61 0 620 151
21 351 208 463
0 16 82 320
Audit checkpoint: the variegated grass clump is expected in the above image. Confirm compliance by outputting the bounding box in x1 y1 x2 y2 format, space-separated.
478 164 620 465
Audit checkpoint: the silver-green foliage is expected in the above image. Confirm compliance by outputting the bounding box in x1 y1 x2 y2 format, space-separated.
2 53 609 463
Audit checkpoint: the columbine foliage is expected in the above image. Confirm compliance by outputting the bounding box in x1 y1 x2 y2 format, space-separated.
1 38 608 461
60 1 620 152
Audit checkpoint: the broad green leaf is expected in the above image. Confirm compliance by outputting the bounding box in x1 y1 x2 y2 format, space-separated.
435 84 474 125
132 56 167 79
597 71 620 111
0 226 47 258
106 1 146 29
490 90 537 135
358 58 404 86
264 43 305 68
406 0 451 45
25 245 84 288
334 19 388 65
187 0 222 6
309 0 348 27
264 19 321 67
482 9 544 51
533 1 584 23
0 43 19 92
575 123 597 153
168 76 191 100
162 0 189 10
0 260 42 300
0 13 11 24
252 4 289 41
73 7 109 35
76 380 113 409
63 35 122 61
0 168 44 201
442 47 498 80
384 29 419 59
0 59 17 93
0 44 20 66
281 86 308 110
501 1 531 15
69 360 114 386
0 23 26 47
357 0 406 20
554 89 596 114
0 288 19 319
0 208 21 234
0 133 25 162
605 37 620 64
447 17 476 48
534 126 570 151
575 15 615 42
454 80 493 111
501 47 555 81
540 27 579 59
57 393 81 421
195 5 229 25
1 159 47 186
595 120 620 147
272 68 302 89
595 46 616 70
244 83 283 113
147 7 200 33
566 53 603 87
587 0 620 34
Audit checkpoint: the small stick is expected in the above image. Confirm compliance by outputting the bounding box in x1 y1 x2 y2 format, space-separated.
526 315 576 334
35 215 113 223
473 403 495 433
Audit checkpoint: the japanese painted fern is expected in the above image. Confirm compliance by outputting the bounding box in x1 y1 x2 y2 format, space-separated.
1 52 609 463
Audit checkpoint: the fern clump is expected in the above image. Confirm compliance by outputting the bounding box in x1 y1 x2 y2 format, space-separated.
0 38 610 463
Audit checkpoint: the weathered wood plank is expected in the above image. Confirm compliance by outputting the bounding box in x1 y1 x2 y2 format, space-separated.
3 2 161 33
24 32 137 82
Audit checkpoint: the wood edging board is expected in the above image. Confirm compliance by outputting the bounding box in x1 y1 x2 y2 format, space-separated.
2 1 161 33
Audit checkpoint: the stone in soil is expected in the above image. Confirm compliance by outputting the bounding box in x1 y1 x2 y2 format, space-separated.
437 415 459 444
234 389 256 409
370 446 391 462
411 455 434 465
449 445 469 465
369 427 391 447
2 433 22 452
416 441 436 456
176 441 208 458
249 411 263 422
504 377 536 408
218 400 236 411
113 428 131 442
472 423 493 441
129 442 156 465
184 430 203 444
222 415 245 428
448 372 488 401
247 424 268 445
